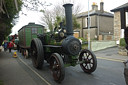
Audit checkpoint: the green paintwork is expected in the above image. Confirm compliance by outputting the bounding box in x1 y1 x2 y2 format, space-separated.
64 63 71 67
18 23 44 48
64 55 78 67
70 55 78 66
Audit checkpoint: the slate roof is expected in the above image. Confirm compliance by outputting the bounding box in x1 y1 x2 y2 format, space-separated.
77 10 114 18
111 2 128 12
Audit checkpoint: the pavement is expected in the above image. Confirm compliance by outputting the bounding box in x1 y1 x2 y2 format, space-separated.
0 50 46 85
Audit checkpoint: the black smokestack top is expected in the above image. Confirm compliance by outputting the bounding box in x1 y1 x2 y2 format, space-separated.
63 3 73 36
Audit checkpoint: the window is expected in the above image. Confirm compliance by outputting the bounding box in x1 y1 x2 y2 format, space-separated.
126 12 128 27
32 28 37 34
85 17 91 27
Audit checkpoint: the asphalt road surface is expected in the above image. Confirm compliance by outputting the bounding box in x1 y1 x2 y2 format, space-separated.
15 46 128 85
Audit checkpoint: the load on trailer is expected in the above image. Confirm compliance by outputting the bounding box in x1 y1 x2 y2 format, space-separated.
18 23 44 58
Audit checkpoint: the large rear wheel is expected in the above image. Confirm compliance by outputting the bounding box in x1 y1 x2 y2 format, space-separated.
50 53 65 83
31 38 44 69
79 49 97 73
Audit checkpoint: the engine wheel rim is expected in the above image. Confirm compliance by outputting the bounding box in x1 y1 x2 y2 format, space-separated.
79 49 97 73
80 52 94 70
51 55 61 81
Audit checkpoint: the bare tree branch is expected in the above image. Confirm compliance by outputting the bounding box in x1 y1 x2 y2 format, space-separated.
0 0 5 14
14 0 19 11
2 0 9 18
22 0 51 12
40 9 54 31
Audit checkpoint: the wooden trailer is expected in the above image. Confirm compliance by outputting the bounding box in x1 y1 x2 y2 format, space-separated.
18 23 44 58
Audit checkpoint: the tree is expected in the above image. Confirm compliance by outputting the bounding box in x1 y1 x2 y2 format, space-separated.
54 16 63 28
0 0 49 37
0 0 22 37
21 0 51 11
40 1 81 32
73 15 80 29
40 9 54 32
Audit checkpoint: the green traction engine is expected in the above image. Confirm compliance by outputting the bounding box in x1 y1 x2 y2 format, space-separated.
30 3 97 83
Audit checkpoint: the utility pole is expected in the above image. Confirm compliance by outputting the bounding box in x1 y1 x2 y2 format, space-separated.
88 0 90 50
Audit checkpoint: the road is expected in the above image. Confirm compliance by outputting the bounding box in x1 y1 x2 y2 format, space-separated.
15 46 128 85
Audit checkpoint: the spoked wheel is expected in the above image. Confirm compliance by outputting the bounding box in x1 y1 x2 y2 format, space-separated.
79 49 97 74
50 53 65 83
31 38 44 69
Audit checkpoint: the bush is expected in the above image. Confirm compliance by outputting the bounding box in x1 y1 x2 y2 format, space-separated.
78 37 88 49
78 37 87 44
120 38 126 47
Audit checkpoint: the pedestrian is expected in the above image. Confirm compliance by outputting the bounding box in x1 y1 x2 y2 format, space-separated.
8 41 14 52
2 40 8 51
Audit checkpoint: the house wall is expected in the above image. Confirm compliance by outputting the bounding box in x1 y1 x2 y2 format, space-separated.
113 11 121 41
99 16 114 34
77 15 114 40
82 15 97 28
77 16 97 39
91 15 97 27
83 28 97 39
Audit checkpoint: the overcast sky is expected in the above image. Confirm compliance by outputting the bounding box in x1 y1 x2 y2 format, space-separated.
10 0 128 35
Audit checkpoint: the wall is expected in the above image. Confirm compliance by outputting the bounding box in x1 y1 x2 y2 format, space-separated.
77 14 114 40
91 15 97 27
83 28 97 39
99 16 114 34
81 15 97 28
113 11 121 41
91 40 117 51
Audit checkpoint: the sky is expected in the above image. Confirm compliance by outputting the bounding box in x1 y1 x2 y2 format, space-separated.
10 0 128 35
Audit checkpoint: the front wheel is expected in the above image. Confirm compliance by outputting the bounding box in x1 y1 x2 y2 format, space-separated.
79 49 97 74
50 53 65 83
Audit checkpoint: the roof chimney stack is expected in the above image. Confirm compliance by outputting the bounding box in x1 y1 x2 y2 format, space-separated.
92 2 98 10
100 0 104 13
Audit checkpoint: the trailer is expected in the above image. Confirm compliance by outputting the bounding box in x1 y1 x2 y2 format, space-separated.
18 23 44 58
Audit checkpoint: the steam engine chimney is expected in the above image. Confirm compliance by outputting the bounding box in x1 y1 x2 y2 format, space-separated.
100 1 104 13
63 4 73 36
